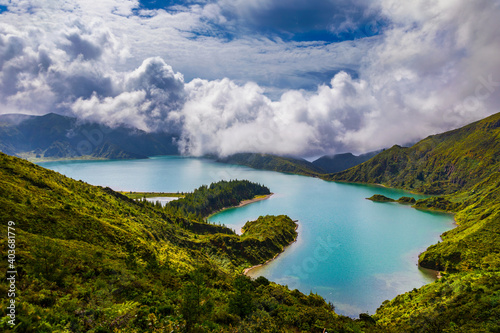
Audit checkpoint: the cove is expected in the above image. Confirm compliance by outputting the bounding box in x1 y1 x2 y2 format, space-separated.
39 156 455 317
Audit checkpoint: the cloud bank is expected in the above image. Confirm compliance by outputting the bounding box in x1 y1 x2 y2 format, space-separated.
0 0 499 157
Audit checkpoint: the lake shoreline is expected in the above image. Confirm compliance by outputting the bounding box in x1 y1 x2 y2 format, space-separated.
120 191 185 199
243 221 299 276
206 193 273 221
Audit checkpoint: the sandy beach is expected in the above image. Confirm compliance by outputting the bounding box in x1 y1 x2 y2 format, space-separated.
206 193 274 221
237 193 273 208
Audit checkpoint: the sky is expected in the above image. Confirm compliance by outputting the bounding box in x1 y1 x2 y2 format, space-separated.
0 0 499 158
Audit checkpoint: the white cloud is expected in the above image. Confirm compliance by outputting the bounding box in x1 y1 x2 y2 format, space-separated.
0 0 499 158
70 56 185 132
172 72 376 157
345 0 500 151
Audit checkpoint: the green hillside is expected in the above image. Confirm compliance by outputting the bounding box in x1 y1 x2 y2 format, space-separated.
374 271 500 332
326 112 500 195
217 153 325 176
0 152 373 332
327 113 500 331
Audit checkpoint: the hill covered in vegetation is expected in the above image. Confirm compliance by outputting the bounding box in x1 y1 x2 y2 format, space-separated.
164 180 270 220
312 151 380 173
216 151 385 177
0 152 376 332
328 112 500 332
326 112 500 195
217 153 325 176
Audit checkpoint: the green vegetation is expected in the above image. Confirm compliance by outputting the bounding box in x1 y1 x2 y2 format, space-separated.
0 152 379 332
242 215 297 242
217 152 383 176
217 153 324 176
416 173 500 272
202 215 298 268
367 194 418 205
330 112 500 331
326 112 500 195
396 196 416 205
164 180 270 220
366 194 395 202
374 271 500 332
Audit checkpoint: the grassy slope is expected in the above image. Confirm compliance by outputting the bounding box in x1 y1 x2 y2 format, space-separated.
204 215 299 268
0 152 374 332
326 113 500 331
375 271 500 332
417 172 500 272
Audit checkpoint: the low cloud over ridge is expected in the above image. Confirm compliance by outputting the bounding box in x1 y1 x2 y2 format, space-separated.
0 0 499 157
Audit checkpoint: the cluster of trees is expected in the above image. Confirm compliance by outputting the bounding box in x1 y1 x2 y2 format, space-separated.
164 180 270 220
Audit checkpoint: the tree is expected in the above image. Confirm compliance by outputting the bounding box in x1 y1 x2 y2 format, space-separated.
180 270 213 332
228 275 254 318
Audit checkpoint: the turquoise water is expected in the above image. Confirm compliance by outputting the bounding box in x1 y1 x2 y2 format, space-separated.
39 156 454 317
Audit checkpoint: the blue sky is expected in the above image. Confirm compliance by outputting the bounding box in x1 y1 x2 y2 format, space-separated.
136 0 383 40
124 0 385 90
144 0 386 43
0 0 499 157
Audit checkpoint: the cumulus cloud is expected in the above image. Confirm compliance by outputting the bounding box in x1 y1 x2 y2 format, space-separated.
0 18 184 132
171 73 375 157
345 0 500 151
0 18 125 114
71 57 185 132
0 0 499 158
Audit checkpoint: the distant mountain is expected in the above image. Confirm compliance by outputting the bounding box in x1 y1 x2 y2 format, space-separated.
312 151 380 173
0 113 179 160
217 151 382 176
217 153 325 176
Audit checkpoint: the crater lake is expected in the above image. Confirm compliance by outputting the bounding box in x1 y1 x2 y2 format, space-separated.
39 155 455 317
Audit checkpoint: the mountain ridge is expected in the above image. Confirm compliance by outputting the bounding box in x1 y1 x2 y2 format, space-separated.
312 150 380 173
217 152 325 176
0 113 179 161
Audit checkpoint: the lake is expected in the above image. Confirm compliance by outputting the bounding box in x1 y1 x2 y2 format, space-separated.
39 156 455 317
